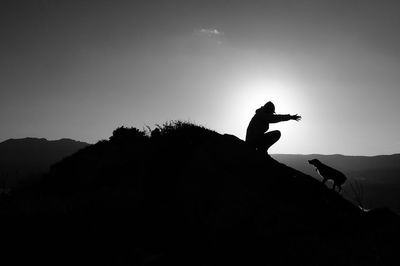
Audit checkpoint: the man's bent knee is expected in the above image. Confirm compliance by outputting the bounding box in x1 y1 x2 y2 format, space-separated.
269 130 281 139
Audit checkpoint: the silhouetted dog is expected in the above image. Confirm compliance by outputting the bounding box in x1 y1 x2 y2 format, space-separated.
308 159 347 192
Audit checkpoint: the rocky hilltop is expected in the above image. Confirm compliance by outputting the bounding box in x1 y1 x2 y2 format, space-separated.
1 122 399 266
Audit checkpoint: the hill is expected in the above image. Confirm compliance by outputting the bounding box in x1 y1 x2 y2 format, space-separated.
1 122 399 265
272 154 400 213
0 137 89 188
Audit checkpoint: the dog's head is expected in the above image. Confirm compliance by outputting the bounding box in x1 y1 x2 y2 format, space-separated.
308 159 320 166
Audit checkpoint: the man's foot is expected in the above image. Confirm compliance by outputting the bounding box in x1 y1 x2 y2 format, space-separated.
257 149 271 158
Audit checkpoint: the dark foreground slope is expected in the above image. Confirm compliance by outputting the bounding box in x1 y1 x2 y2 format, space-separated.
0 122 399 266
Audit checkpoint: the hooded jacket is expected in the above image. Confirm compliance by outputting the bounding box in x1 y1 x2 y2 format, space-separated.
245 107 291 143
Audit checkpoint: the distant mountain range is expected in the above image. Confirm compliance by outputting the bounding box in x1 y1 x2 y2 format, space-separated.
272 153 400 213
0 138 89 187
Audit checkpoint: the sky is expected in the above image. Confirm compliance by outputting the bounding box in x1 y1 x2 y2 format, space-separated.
1 0 400 155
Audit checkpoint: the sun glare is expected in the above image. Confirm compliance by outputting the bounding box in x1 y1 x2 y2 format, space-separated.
224 75 304 140
235 78 300 114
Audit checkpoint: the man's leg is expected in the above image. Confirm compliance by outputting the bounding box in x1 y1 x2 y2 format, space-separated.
261 130 281 153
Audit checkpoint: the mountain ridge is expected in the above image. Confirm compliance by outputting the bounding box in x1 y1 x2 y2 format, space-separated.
0 137 89 187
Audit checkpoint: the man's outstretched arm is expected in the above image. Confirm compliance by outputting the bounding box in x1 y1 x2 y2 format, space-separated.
269 114 302 123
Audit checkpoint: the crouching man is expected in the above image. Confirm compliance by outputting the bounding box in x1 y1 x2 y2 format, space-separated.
246 101 301 154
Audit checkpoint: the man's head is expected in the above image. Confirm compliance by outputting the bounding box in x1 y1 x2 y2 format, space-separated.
263 101 275 114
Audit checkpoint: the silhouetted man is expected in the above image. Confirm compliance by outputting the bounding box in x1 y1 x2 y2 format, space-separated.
246 101 301 154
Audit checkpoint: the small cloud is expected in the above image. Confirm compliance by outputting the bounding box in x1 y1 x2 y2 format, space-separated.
200 28 223 36
195 28 223 37
193 28 224 45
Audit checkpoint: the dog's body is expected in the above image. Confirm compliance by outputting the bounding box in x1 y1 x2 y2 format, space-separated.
308 159 347 192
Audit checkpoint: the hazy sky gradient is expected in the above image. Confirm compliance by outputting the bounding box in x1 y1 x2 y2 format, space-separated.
1 0 400 155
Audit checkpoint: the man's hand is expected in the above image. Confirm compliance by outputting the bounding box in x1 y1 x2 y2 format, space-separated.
291 114 302 121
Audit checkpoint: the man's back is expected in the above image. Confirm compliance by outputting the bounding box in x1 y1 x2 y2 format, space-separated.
246 107 270 142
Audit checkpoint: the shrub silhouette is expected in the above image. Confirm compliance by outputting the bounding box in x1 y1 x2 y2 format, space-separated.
110 126 148 142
